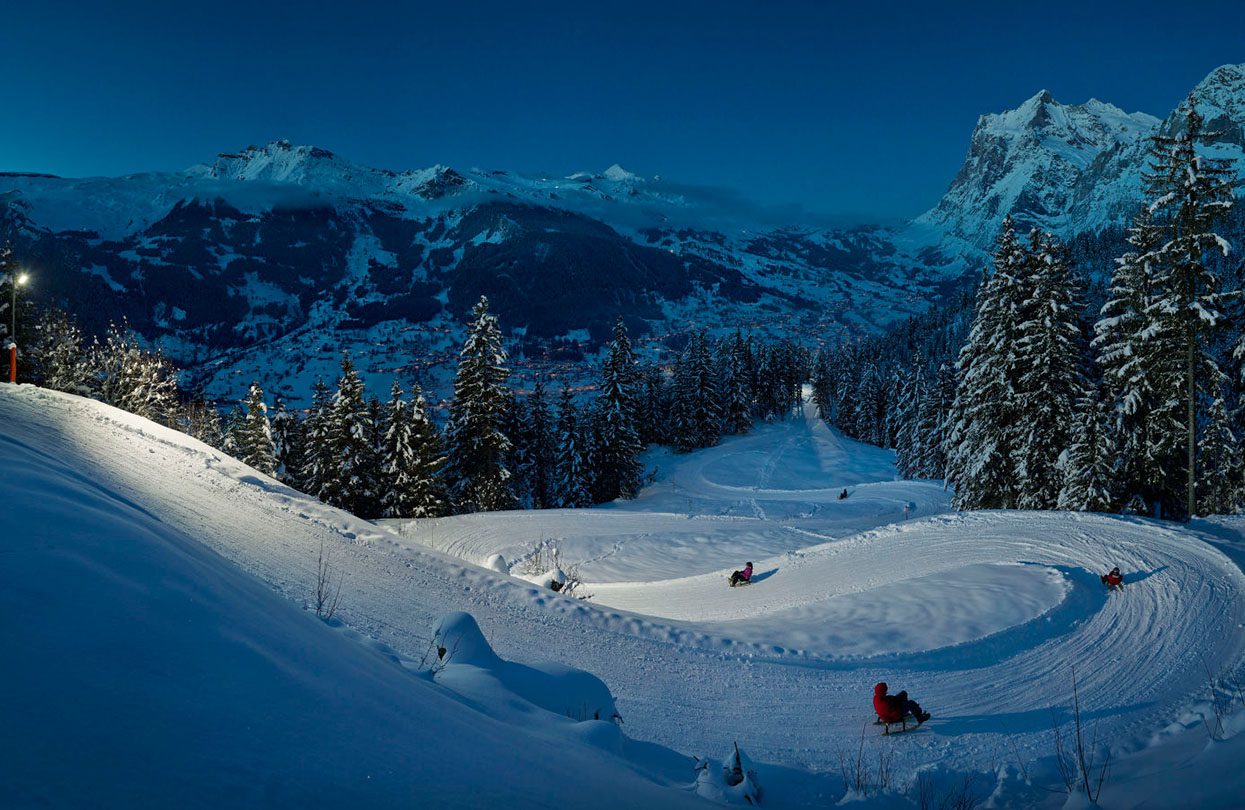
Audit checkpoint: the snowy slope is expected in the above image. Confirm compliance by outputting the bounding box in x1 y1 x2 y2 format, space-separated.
0 386 709 809
7 384 1245 807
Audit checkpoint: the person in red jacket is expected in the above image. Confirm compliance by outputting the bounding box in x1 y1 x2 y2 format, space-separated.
1101 567 1124 590
873 682 930 725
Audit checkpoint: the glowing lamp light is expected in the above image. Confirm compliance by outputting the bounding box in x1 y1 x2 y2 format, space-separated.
16 272 30 286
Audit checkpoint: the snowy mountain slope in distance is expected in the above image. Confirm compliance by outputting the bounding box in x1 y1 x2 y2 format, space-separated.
0 385 712 809
0 139 942 407
5 384 1245 806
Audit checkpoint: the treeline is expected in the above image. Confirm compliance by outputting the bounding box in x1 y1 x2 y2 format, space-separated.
10 294 809 519
825 97 1245 520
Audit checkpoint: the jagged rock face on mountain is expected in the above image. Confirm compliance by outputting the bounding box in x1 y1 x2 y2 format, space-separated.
915 90 1159 246
1068 64 1245 231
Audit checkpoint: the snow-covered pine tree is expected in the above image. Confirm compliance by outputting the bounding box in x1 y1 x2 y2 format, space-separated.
593 318 645 502
299 379 332 498
229 381 278 476
1142 95 1236 518
1014 230 1087 509
1093 207 1179 513
853 363 884 446
270 396 303 485
944 217 1026 510
92 322 180 424
551 388 591 508
1196 389 1242 515
444 296 515 513
380 382 449 518
810 349 835 423
1056 387 1116 512
525 380 556 508
637 364 671 446
723 330 754 434
916 363 955 479
500 390 533 508
894 359 927 478
320 352 380 516
671 330 721 452
181 398 225 450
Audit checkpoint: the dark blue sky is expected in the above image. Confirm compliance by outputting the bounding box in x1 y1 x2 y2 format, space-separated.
2 0 1242 222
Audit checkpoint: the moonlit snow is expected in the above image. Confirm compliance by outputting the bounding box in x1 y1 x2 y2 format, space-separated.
4 384 1245 807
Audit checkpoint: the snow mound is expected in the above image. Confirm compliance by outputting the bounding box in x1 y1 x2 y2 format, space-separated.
432 611 620 724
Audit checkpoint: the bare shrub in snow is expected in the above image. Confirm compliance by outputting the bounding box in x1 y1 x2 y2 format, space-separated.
313 540 343 620
837 724 893 798
915 771 983 810
516 536 587 597
1050 669 1110 802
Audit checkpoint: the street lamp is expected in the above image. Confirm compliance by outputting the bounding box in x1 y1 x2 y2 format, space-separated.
5 266 30 384
10 270 29 339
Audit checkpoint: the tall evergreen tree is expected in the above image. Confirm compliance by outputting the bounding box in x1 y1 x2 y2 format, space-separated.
593 318 645 501
270 396 303 485
320 352 379 516
671 330 721 452
1056 388 1116 512
229 381 278 476
181 398 225 450
525 381 557 508
444 296 515 512
945 217 1026 509
1197 390 1242 516
380 382 448 518
551 388 591 508
1093 207 1179 513
1014 231 1087 509
1142 96 1236 517
300 379 333 498
722 330 755 435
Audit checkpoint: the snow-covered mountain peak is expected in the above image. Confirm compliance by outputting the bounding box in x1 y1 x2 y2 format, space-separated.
915 89 1160 245
602 164 642 183
200 140 351 184
1187 63 1245 130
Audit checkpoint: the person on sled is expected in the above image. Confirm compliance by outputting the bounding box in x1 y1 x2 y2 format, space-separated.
1101 566 1124 590
873 682 930 725
729 562 754 587
838 488 849 500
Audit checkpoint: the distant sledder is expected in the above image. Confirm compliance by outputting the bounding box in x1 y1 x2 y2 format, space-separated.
1101 566 1125 591
729 562 754 587
873 682 930 734
838 488 849 500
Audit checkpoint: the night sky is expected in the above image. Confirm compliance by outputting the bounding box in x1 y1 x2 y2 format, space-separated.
2 0 1243 222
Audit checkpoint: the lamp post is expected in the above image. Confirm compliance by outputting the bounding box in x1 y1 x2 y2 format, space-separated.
3 245 30 383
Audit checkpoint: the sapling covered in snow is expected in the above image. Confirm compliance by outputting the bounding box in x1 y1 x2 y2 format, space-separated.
694 743 762 805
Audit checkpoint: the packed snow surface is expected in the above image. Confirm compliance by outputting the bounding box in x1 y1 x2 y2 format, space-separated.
5 385 1245 807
